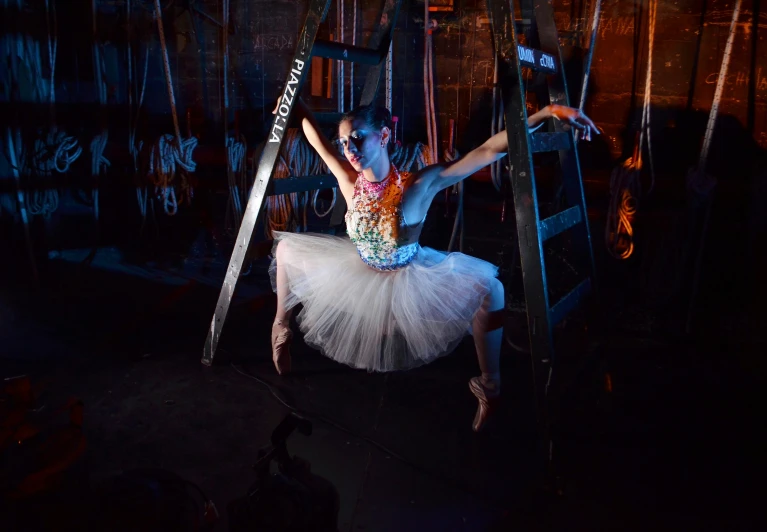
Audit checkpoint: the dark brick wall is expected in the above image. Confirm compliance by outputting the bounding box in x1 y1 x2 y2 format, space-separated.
1 0 764 174
210 0 764 171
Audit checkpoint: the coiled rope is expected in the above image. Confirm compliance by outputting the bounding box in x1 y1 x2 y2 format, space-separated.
147 134 197 216
390 141 432 172
266 129 327 237
226 134 248 229
605 0 657 260
148 0 197 216
22 0 82 217
127 0 151 223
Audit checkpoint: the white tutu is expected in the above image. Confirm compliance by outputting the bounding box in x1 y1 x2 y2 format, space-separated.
269 231 499 372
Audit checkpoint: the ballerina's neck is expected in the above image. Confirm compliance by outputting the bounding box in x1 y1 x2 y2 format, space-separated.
360 164 398 185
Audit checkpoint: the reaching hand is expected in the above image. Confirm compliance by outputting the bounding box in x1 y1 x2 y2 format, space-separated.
550 105 599 141
272 97 306 117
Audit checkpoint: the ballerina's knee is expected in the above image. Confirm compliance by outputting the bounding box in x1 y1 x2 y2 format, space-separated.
486 278 504 312
475 279 505 331
275 239 294 266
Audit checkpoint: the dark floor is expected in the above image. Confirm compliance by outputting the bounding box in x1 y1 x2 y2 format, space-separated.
1 182 766 531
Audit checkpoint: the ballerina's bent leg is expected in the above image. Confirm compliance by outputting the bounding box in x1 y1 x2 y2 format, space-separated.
470 277 504 431
272 240 294 375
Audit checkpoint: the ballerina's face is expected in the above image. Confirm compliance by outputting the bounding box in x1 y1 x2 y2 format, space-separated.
338 117 389 172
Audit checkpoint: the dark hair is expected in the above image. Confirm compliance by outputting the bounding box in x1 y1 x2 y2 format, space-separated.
339 105 392 132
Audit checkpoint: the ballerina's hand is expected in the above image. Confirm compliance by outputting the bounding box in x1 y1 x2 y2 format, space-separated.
272 97 305 116
550 105 600 141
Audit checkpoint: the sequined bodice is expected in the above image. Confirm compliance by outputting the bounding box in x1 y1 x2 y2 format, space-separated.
345 167 423 271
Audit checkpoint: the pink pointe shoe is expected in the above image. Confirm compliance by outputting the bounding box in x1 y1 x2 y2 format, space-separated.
271 321 293 375
469 376 501 432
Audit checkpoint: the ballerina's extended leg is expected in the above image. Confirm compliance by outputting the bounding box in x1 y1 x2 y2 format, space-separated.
470 278 504 432
272 240 293 375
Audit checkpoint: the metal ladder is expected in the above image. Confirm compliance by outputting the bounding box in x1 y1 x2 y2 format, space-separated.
202 0 402 366
487 0 598 485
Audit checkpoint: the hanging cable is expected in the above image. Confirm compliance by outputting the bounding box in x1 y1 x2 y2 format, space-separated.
445 120 463 252
578 0 602 111
90 0 110 225
455 0 463 133
0 0 39 275
688 0 741 192
337 0 344 113
429 32 438 164
490 53 503 192
553 0 602 208
127 0 151 225
44 0 57 110
226 135 248 229
386 40 393 113
1 7 45 270
423 2 432 158
24 0 81 217
149 0 197 216
350 0 357 107
221 0 247 231
222 0 230 123
132 49 150 223
6 128 38 282
685 0 742 332
423 2 438 165
605 0 657 260
637 0 656 194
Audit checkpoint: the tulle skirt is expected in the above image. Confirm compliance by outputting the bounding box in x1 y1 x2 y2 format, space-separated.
269 231 499 372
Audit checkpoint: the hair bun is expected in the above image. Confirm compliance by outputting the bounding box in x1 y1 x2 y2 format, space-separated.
340 105 393 132
375 107 392 130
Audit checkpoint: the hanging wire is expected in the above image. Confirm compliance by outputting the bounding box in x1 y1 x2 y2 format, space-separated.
350 0 357 107
147 0 198 216
685 0 743 333
605 0 658 260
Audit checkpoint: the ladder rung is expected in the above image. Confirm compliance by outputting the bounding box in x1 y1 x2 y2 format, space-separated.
517 45 557 74
539 206 582 242
313 40 384 65
531 132 571 153
270 174 338 196
550 278 591 326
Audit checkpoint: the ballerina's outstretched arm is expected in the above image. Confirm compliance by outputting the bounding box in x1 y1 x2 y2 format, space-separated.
273 98 357 202
411 104 599 198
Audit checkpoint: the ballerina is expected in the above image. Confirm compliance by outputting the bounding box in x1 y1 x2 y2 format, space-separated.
270 100 597 431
